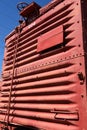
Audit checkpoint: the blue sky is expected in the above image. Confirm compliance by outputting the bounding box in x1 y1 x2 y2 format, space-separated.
0 0 51 74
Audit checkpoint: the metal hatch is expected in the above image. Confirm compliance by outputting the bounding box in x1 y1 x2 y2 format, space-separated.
17 2 41 24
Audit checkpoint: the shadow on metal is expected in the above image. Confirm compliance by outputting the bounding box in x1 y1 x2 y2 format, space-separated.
14 126 39 130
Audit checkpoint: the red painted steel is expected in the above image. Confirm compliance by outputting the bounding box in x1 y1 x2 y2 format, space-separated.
37 25 63 52
0 0 87 130
20 2 41 17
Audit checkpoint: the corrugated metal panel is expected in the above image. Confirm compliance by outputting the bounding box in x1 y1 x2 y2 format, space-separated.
0 0 87 130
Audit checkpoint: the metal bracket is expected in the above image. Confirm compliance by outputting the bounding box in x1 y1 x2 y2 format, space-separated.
51 110 79 121
78 72 85 84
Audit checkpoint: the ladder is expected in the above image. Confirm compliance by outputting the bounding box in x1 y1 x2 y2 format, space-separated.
0 26 21 130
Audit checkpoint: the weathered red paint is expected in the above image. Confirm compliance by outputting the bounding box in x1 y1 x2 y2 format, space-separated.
37 25 63 52
0 0 87 130
20 2 41 17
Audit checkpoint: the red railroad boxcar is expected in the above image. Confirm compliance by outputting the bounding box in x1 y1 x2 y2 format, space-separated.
0 0 87 130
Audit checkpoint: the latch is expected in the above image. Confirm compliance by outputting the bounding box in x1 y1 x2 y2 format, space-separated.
78 72 85 84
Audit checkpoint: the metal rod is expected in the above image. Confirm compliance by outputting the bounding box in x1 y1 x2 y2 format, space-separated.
6 26 20 128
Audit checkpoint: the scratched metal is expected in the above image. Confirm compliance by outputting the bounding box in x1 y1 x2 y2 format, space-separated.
0 0 87 130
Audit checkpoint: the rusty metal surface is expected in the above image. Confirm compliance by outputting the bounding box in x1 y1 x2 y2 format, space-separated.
0 0 87 130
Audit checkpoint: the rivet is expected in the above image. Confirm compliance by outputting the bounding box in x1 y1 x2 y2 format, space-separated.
81 95 84 98
79 63 82 66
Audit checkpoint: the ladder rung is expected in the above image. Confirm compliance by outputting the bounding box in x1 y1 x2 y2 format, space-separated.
0 105 7 108
0 110 7 114
1 92 9 95
2 76 10 79
2 72 10 79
